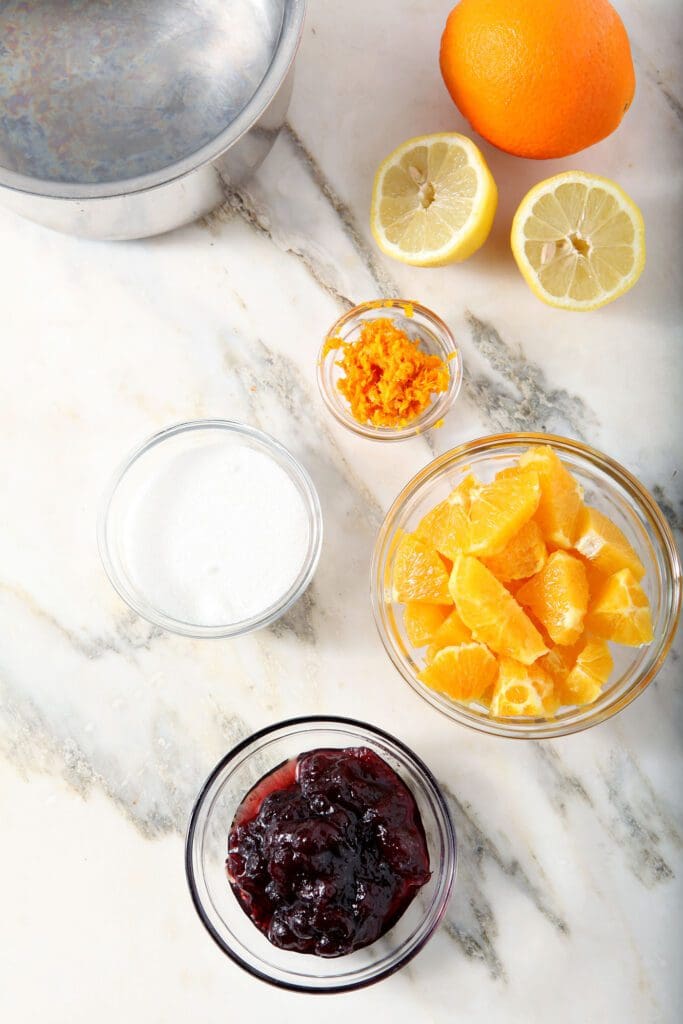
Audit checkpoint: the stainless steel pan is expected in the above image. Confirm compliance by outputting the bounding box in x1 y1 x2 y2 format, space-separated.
0 0 306 239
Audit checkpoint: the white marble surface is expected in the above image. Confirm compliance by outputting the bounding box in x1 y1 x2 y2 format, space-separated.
1 2 682 1021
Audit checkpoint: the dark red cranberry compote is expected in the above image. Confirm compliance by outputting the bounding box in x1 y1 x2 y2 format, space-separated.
226 746 431 957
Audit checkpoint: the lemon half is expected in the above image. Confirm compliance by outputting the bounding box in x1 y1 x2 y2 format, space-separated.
371 133 498 267
511 171 646 311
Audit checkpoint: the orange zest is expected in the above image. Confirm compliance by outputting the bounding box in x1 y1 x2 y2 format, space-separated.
325 317 449 428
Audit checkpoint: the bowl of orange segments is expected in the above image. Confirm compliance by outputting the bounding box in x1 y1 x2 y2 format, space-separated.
371 434 681 739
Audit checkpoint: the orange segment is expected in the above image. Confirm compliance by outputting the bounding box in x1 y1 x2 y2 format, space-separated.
449 555 548 664
539 645 574 687
479 682 495 709
490 657 550 717
585 569 654 646
483 519 547 581
464 467 540 556
415 475 479 560
575 553 611 600
426 608 472 660
573 505 645 581
527 661 559 715
393 533 453 605
519 446 582 548
516 551 589 645
403 602 450 648
558 637 613 705
419 642 498 702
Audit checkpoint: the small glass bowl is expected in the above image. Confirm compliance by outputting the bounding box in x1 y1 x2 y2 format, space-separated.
98 420 323 639
317 300 463 441
371 433 682 740
185 716 456 993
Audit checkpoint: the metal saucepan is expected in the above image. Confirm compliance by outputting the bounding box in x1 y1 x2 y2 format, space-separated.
0 0 306 239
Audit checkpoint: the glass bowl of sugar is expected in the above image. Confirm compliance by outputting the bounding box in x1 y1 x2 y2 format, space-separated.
98 421 323 638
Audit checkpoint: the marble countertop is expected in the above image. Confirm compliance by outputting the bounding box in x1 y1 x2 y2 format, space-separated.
1 2 681 1021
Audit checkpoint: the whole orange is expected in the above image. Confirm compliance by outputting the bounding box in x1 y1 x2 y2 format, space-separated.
440 0 636 159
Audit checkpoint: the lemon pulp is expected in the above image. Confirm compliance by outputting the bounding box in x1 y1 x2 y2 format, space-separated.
371 133 498 267
511 171 646 311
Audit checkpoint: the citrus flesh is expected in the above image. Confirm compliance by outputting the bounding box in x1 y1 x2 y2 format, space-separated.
490 658 550 717
419 642 498 702
426 608 472 662
516 551 589 645
511 172 646 311
573 505 645 580
483 518 547 582
464 467 540 557
585 569 654 646
371 133 498 267
404 602 451 648
519 446 582 547
558 638 614 705
393 446 654 717
450 555 548 665
393 533 453 605
415 475 479 560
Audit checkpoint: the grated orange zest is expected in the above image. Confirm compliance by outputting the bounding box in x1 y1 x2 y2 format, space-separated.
326 317 449 428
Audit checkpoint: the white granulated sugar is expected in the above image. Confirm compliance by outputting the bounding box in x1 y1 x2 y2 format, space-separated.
123 441 310 626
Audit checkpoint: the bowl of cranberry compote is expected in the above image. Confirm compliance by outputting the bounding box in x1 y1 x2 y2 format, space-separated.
185 717 456 993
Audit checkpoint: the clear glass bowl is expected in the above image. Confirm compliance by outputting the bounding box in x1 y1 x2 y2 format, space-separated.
185 716 456 993
317 299 463 441
371 433 682 740
98 420 323 639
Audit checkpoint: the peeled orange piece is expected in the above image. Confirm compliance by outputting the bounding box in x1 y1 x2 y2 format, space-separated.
516 551 589 645
538 645 575 687
419 642 498 702
426 608 472 661
404 602 450 648
393 534 453 605
490 657 550 717
573 505 645 581
576 554 611 600
464 467 540 556
527 662 560 715
415 475 479 560
519 446 582 548
483 519 547 581
559 637 613 705
450 555 548 665
585 569 654 646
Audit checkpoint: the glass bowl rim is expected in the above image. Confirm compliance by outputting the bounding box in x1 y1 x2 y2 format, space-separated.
316 299 463 442
371 431 682 740
184 714 457 994
97 419 323 639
